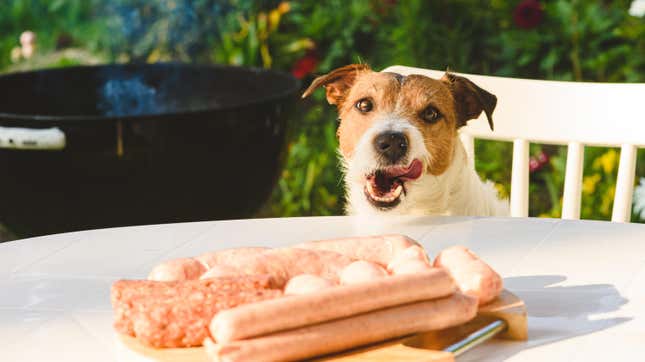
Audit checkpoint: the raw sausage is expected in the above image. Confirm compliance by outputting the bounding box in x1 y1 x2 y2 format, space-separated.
386 245 430 271
150 248 355 287
390 259 432 275
147 258 206 281
149 235 426 283
294 234 421 266
199 247 356 287
284 274 336 295
148 247 269 281
433 245 503 305
387 245 432 275
339 260 388 285
210 268 456 343
195 247 270 269
207 292 477 362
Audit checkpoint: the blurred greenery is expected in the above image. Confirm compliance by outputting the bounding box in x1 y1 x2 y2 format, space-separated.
1 0 644 223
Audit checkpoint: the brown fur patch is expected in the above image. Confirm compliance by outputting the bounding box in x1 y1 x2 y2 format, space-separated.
397 75 458 175
335 72 459 175
301 64 371 106
440 73 497 130
303 65 496 176
337 72 402 157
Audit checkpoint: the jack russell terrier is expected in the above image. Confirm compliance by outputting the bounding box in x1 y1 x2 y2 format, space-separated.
302 64 509 217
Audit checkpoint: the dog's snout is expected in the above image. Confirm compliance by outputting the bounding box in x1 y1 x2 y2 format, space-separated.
373 131 408 163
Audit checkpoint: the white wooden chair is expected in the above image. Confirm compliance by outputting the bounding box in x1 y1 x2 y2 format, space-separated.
383 65 645 222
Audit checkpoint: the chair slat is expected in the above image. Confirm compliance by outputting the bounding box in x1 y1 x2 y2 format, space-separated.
562 142 584 220
510 139 529 217
612 144 637 223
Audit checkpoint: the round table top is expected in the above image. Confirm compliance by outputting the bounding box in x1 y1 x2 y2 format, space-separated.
1 215 644 361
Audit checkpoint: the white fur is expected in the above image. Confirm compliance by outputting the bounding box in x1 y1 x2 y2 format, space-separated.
342 115 509 217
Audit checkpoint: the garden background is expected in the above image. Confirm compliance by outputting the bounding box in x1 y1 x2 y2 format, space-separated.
1 0 644 239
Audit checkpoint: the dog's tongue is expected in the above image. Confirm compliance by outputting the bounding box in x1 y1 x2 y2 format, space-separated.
392 159 423 181
368 159 424 196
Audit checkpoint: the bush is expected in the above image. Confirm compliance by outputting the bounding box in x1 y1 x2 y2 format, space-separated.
1 0 643 222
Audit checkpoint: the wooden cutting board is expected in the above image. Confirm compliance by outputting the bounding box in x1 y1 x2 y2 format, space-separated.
117 290 527 362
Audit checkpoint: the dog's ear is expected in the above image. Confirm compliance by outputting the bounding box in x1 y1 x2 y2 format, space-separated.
441 72 497 131
302 64 371 106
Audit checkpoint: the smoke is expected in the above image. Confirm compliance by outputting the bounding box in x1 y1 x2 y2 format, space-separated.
101 0 241 63
95 0 258 116
99 76 162 117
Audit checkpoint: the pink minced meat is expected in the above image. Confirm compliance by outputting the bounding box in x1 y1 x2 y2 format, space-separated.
111 275 282 348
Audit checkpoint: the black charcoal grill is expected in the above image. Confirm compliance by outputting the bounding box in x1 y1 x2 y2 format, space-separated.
0 63 299 237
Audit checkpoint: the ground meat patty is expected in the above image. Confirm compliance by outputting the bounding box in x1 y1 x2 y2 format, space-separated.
111 275 282 348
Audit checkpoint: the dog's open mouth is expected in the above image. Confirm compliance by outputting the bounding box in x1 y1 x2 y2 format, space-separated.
364 159 423 209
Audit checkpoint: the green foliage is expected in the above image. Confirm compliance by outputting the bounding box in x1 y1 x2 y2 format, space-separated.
286 0 379 71
493 0 645 81
1 0 644 222
375 0 500 73
474 140 513 200
262 101 344 217
0 0 105 69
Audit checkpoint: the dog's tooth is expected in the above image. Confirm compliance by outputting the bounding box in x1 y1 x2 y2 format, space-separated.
392 184 403 198
366 179 404 204
366 182 376 197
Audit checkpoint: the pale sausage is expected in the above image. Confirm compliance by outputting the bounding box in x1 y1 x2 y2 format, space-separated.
148 247 268 281
195 247 270 269
387 245 432 275
219 247 355 286
199 264 241 280
147 258 206 281
390 260 432 275
150 248 354 286
284 274 336 295
339 260 388 285
294 234 420 266
210 268 456 343
433 245 503 305
208 292 477 362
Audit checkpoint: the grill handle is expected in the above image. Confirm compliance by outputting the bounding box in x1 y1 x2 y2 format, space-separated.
0 126 66 150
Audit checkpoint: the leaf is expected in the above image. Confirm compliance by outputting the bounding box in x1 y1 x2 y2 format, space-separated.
49 0 66 12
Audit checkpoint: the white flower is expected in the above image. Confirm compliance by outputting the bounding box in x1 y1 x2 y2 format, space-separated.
634 178 645 221
629 0 645 17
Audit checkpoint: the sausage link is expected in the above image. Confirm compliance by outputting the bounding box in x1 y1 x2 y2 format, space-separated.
208 292 477 362
294 234 421 266
211 268 456 343
149 247 354 286
433 245 503 305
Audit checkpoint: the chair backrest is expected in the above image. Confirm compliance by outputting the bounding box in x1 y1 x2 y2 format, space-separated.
383 65 645 222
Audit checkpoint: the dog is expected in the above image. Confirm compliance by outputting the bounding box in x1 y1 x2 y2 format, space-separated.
302 64 509 217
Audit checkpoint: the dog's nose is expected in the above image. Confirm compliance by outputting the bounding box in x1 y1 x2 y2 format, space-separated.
373 131 408 163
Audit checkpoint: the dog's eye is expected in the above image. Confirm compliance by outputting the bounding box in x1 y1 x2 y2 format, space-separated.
420 106 441 124
355 98 373 113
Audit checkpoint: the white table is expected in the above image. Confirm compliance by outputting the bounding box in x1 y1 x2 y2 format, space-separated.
1 216 644 361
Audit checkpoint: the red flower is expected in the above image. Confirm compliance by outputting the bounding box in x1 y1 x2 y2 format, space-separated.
529 151 550 173
537 151 549 165
529 157 542 173
373 0 398 16
513 0 543 29
291 51 319 79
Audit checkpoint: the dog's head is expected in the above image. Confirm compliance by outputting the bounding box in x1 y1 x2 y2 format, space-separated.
302 64 496 213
